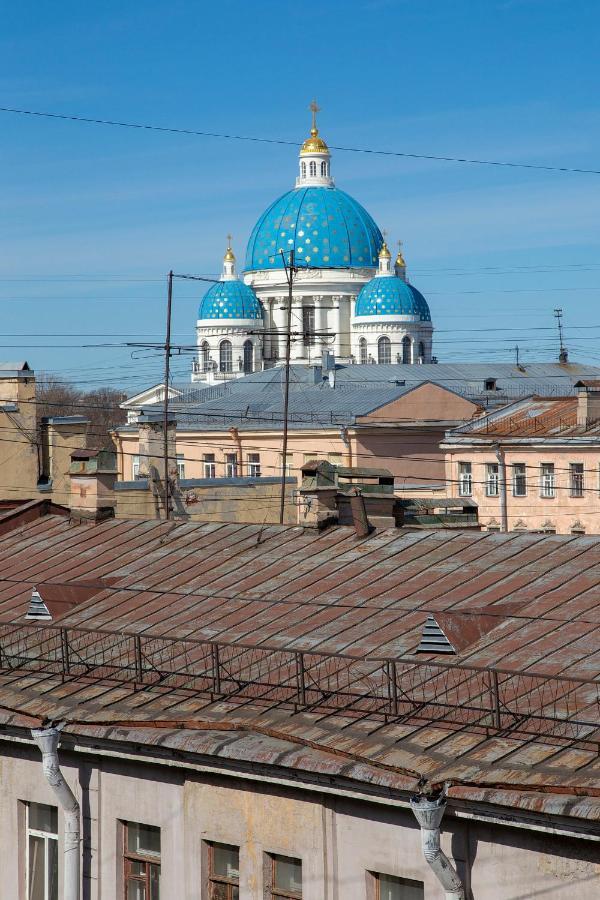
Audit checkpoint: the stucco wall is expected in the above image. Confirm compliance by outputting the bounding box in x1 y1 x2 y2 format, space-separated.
1 740 598 899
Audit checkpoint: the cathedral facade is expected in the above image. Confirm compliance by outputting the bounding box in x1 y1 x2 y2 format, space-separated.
192 109 434 382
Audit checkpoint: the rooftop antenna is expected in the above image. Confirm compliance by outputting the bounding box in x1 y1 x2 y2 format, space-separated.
554 308 568 363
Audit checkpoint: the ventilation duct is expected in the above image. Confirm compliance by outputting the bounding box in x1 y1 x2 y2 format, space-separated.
25 587 52 622
417 615 456 654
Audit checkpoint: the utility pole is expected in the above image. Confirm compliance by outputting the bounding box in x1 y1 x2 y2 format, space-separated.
554 308 568 363
279 249 296 525
163 270 173 520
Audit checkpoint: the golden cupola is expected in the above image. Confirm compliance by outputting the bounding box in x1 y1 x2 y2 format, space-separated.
300 99 330 156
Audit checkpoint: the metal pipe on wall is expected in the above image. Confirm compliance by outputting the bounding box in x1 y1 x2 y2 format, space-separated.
32 725 80 900
411 793 464 900
493 443 508 533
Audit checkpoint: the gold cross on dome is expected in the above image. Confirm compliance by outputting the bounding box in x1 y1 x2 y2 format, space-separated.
382 229 388 241
227 233 233 246
309 99 321 133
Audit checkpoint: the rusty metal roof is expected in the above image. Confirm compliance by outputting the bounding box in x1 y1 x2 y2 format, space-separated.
0 513 598 824
451 395 600 438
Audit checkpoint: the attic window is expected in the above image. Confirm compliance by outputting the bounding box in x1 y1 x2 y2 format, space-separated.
484 379 497 391
416 615 456 654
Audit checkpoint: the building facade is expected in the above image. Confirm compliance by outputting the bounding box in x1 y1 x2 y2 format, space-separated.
442 381 600 534
192 109 434 382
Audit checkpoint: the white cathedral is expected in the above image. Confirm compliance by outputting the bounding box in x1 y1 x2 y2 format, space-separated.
192 106 434 383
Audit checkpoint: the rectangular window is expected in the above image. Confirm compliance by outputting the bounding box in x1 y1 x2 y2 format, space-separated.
458 462 472 497
225 453 238 479
485 463 499 497
570 462 584 497
247 453 261 478
302 307 315 347
203 454 216 479
132 455 140 480
327 452 343 466
176 454 185 480
267 854 302 899
512 463 527 497
27 802 58 900
123 821 161 900
207 842 239 899
280 453 293 477
374 872 424 899
540 463 555 498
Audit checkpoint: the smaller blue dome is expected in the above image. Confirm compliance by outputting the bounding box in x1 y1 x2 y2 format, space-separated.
355 276 431 321
199 280 264 321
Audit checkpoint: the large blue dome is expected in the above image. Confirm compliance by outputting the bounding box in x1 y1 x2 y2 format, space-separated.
198 280 264 321
355 275 431 320
245 186 383 271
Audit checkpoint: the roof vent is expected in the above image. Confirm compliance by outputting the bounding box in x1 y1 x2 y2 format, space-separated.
25 587 52 622
416 614 456 654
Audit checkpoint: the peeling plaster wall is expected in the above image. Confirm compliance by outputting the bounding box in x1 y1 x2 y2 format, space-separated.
0 742 598 900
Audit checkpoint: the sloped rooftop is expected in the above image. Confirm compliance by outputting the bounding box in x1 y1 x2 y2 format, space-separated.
0 513 598 825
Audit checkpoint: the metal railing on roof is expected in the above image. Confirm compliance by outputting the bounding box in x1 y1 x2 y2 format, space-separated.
0 623 597 752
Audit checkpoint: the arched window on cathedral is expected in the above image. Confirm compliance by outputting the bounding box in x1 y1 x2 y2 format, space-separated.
219 339 233 373
359 337 368 365
378 336 391 365
321 161 328 177
402 335 412 365
243 339 253 374
418 341 425 362
301 161 306 178
309 160 317 177
200 340 210 373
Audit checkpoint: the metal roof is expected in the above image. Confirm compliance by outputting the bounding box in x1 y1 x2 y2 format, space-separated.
451 395 600 439
0 513 598 824
120 363 600 433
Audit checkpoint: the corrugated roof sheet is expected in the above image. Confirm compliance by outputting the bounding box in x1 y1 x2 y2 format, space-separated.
0 514 598 823
452 395 600 438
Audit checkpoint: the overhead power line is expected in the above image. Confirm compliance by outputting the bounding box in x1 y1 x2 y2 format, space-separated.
1 105 599 176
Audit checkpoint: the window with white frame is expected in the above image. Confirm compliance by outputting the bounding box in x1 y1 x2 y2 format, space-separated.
570 462 584 497
200 340 210 372
131 454 141 480
401 335 411 365
219 340 233 373
540 463 555 498
309 161 316 177
359 337 368 365
485 463 499 497
176 454 185 480
243 340 254 374
203 453 216 479
378 336 391 365
225 452 238 478
512 463 527 497
372 872 424 900
26 802 58 900
247 453 261 477
458 462 472 496
302 307 315 346
321 161 328 177
301 161 306 178
280 453 293 477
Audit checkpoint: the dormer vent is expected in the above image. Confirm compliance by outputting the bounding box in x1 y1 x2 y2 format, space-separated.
25 587 52 622
416 614 456 654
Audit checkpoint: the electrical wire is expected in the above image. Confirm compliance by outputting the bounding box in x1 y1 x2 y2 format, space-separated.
1 105 599 176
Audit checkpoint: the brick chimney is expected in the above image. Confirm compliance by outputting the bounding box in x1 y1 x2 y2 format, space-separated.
575 381 600 428
69 449 117 521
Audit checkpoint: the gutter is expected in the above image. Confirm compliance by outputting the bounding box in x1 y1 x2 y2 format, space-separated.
493 443 509 533
31 725 80 900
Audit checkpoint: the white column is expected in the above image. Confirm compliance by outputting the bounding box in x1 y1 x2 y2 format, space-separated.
271 296 286 361
333 297 342 359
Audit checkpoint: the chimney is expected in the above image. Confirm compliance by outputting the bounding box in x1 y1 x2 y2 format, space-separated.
69 448 117 521
576 381 600 428
349 488 373 538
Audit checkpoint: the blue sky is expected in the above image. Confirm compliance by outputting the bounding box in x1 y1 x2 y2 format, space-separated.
1 0 599 390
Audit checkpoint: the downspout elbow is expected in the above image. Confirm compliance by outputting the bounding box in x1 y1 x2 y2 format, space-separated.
411 794 464 900
32 725 80 900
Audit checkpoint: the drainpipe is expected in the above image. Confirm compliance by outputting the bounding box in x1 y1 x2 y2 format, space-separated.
31 725 80 900
229 426 243 476
411 793 464 900
339 426 352 468
493 443 508 533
